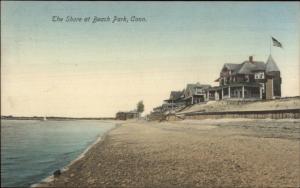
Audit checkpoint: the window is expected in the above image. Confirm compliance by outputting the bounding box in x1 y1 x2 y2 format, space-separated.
196 88 203 93
255 72 265 79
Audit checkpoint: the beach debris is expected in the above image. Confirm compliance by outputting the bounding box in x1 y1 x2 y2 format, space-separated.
53 169 61 177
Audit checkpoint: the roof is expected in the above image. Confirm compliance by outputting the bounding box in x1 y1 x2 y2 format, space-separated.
117 110 139 114
237 61 266 74
221 56 275 76
186 83 211 92
184 83 211 98
187 82 211 89
169 91 183 100
223 63 243 73
265 55 280 72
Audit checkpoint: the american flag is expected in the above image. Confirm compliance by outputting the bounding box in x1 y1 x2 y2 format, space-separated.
272 37 283 48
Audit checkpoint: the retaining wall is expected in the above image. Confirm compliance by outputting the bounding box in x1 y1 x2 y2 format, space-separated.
167 109 300 121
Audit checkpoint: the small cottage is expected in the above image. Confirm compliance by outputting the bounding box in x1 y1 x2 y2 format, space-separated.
115 110 139 120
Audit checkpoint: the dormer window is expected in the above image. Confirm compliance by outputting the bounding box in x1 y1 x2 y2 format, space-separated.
255 72 265 79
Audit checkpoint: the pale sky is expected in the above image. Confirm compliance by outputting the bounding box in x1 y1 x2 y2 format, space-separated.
1 2 300 117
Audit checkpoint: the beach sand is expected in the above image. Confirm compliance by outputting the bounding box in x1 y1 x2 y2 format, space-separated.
41 119 300 187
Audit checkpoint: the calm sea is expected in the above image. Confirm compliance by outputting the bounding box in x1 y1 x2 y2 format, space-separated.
1 120 115 187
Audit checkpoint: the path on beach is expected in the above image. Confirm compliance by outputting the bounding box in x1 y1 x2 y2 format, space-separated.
44 119 300 187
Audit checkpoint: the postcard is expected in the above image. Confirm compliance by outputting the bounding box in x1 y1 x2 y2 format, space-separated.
1 2 299 187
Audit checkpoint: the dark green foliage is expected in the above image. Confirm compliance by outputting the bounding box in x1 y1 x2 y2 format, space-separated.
137 101 144 113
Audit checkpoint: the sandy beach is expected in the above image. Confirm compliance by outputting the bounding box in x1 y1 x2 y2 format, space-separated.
40 119 300 187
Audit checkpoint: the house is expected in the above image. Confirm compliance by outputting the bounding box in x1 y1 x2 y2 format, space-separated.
148 105 167 121
183 83 211 105
208 55 281 101
166 91 185 104
115 110 139 120
163 90 185 110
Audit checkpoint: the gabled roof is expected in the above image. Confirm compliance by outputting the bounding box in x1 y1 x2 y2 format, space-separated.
222 57 268 76
184 83 211 97
237 62 256 74
186 83 210 90
266 55 280 72
169 91 183 100
237 61 265 74
223 63 242 72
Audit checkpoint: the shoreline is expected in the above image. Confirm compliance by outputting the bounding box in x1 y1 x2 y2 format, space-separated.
32 121 123 187
41 119 300 187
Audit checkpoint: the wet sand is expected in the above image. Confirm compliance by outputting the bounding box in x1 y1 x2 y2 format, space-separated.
41 119 300 187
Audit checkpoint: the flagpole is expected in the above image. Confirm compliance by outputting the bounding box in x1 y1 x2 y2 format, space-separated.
270 36 272 55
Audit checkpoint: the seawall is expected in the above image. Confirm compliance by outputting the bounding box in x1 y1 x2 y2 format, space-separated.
167 109 300 121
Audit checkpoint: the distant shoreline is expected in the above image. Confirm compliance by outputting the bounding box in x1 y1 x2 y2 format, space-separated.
1 116 115 121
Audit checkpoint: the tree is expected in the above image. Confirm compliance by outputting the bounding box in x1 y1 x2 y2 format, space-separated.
137 100 144 115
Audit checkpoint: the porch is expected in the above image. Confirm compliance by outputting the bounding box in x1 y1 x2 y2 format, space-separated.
207 83 263 101
184 94 206 105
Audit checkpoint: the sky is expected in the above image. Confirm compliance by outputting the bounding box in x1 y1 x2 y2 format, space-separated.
1 2 300 117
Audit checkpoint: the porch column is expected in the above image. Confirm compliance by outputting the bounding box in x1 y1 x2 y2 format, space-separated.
214 91 217 100
222 88 224 99
242 86 245 99
206 91 209 101
272 79 274 99
191 96 194 104
228 87 231 98
260 87 263 99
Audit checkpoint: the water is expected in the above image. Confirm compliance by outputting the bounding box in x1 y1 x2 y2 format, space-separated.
1 120 116 187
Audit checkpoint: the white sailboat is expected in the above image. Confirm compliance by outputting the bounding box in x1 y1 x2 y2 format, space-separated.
43 116 47 121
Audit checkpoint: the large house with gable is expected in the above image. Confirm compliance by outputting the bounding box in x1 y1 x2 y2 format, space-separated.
148 55 282 120
162 83 212 111
207 55 281 101
183 83 211 105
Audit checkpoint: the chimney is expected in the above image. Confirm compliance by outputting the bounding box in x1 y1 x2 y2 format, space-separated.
249 56 253 63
